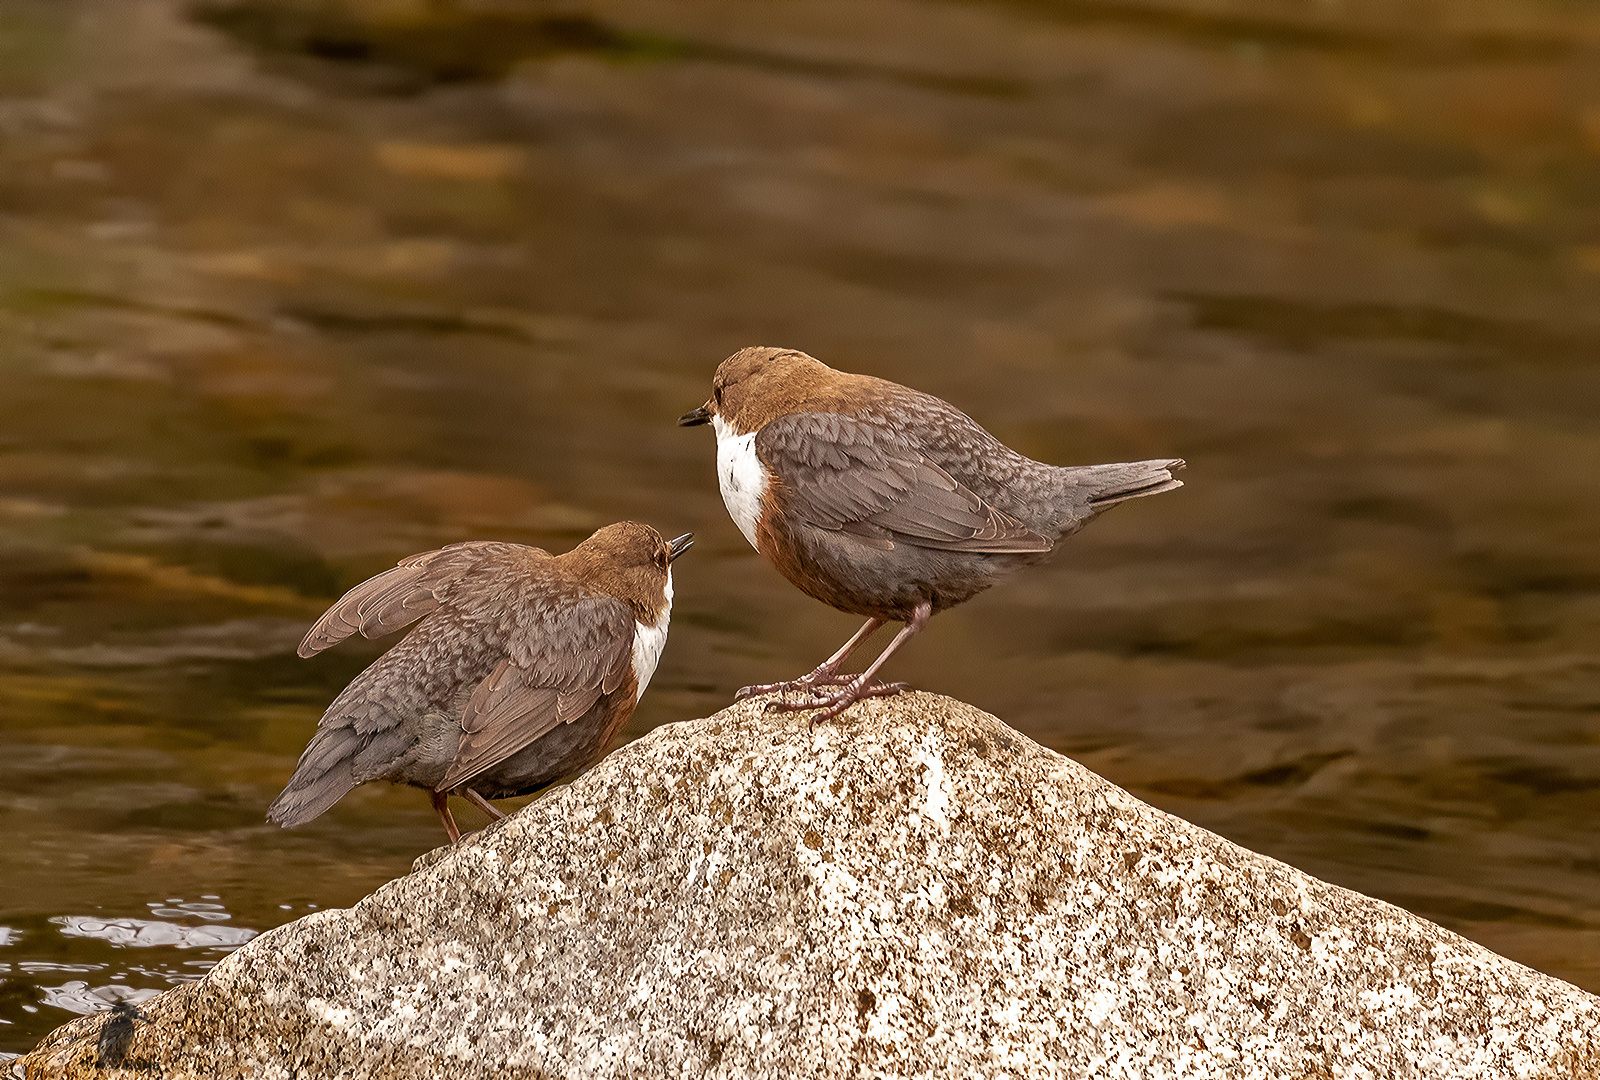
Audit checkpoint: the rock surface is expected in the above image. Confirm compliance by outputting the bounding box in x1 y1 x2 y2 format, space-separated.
19 693 1600 1078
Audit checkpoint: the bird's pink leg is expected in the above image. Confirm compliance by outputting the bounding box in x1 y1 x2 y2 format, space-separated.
431 790 462 843
735 617 885 700
766 602 931 726
463 788 508 822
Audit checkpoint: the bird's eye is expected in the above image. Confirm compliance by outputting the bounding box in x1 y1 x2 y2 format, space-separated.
713 385 723 405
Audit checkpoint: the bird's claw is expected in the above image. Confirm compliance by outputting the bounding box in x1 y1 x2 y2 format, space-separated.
736 670 855 701
759 678 911 728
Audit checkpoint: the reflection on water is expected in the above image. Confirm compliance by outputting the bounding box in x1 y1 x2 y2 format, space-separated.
3 0 1600 1053
0 897 257 1049
56 912 254 942
35 982 159 1018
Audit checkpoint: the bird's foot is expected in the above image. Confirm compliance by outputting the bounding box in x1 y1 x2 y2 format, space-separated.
735 669 855 701
763 677 911 728
462 788 508 822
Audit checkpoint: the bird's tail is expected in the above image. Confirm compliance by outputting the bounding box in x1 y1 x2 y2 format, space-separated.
1084 458 1186 507
266 724 362 828
1054 458 1185 525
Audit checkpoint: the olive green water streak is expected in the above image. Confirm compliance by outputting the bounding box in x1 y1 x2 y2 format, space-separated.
3 0 1600 1055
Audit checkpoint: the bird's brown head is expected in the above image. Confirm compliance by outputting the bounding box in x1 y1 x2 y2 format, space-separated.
678 347 839 435
561 522 691 624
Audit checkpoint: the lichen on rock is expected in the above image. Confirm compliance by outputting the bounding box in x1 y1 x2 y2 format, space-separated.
19 693 1600 1078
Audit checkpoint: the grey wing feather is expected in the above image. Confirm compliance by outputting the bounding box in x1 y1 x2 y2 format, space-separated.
437 598 634 791
266 725 359 828
297 544 488 658
758 412 1051 553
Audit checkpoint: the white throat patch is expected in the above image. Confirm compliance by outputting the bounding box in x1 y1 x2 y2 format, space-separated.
713 414 767 551
631 567 671 702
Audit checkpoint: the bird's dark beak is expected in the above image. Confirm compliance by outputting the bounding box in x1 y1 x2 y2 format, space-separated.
678 403 713 427
668 533 694 561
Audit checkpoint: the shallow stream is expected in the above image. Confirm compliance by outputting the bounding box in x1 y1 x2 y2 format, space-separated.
3 0 1600 1055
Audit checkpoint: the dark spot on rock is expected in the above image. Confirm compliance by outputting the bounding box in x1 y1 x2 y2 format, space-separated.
1028 889 1051 913
803 829 823 850
1122 850 1141 871
1271 898 1289 916
95 1001 149 1069
967 738 990 758
1290 926 1312 951
948 895 978 918
856 987 876 1019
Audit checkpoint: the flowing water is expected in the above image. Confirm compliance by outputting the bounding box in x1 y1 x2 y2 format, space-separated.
3 0 1600 1055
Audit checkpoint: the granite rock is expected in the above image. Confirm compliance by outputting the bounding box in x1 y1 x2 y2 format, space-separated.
19 693 1600 1078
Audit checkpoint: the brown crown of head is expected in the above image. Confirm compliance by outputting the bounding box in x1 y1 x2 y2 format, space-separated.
679 347 859 435
559 521 691 624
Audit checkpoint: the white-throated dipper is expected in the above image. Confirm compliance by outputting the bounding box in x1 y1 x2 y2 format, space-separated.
680 347 1183 722
268 522 692 841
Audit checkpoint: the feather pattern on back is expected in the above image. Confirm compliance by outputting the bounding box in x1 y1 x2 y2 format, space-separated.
756 410 1051 554
268 540 639 827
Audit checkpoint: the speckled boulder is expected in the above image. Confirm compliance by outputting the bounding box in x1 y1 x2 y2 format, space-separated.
19 693 1600 1079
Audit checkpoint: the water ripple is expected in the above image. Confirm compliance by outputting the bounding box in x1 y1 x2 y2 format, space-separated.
51 917 256 950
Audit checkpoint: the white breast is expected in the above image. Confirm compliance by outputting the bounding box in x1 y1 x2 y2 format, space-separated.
631 567 671 702
714 414 768 551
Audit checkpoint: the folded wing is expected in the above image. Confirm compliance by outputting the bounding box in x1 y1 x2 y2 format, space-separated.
437 592 634 791
756 411 1050 553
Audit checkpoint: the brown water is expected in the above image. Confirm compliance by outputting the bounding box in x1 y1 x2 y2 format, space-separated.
3 0 1600 1055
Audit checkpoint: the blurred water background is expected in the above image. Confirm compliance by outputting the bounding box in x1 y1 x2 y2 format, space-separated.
2 0 1600 1055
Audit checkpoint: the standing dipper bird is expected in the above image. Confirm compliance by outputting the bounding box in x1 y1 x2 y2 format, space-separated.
680 347 1183 722
268 522 692 841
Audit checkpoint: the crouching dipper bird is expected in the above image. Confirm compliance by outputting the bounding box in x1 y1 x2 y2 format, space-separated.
268 523 692 841
680 347 1183 723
